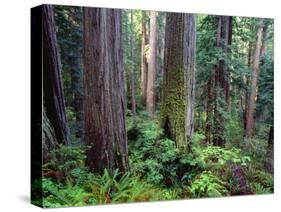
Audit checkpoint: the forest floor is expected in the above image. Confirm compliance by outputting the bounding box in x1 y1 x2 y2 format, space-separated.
33 110 273 208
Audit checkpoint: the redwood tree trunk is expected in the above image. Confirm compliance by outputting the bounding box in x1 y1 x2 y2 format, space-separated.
83 8 129 174
161 13 196 148
246 19 264 138
213 16 232 146
205 77 213 144
43 4 71 145
146 11 157 114
130 11 136 117
141 12 148 105
184 14 196 142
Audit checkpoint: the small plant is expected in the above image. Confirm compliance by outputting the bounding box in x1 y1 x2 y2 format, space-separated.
187 171 229 198
195 146 251 171
244 166 274 192
91 169 162 204
43 144 87 182
250 183 271 195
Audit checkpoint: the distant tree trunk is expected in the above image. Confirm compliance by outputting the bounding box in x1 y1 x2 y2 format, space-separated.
146 11 157 114
261 24 268 65
205 76 213 144
246 19 264 138
161 13 196 148
243 42 253 136
130 11 136 117
43 4 71 145
83 8 129 174
213 16 232 146
160 15 166 78
68 55 84 139
141 12 148 105
68 8 84 140
184 14 196 142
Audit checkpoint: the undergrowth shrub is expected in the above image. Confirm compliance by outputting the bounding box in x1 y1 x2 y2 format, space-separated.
187 171 229 198
242 138 267 168
244 166 273 192
194 146 251 171
39 168 166 207
43 144 87 182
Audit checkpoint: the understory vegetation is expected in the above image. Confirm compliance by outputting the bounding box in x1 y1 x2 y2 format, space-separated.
34 111 273 207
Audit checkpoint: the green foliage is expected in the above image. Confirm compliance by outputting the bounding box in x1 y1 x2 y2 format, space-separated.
242 138 267 168
40 169 165 207
42 178 91 207
250 183 271 195
245 166 273 192
131 136 179 184
91 169 163 204
43 144 87 179
187 171 229 198
195 146 251 170
224 112 243 147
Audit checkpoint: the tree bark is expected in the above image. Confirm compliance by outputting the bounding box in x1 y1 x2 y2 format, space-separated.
205 75 213 144
141 12 148 105
43 107 58 163
243 42 253 136
213 16 232 146
83 8 129 174
43 4 71 145
184 14 196 142
246 19 264 138
130 10 136 117
161 13 196 148
146 11 157 114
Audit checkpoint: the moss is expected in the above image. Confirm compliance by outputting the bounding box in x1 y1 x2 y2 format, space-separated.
160 65 187 148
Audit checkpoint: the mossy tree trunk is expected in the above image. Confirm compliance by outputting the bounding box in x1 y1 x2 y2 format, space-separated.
161 13 196 148
43 4 71 145
83 8 129 174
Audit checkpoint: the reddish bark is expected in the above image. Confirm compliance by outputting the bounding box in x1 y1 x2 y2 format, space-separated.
83 8 129 174
43 4 71 145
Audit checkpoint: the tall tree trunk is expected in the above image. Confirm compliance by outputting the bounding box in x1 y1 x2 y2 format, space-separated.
43 5 71 145
141 12 148 105
146 11 157 114
205 75 213 144
243 42 253 136
184 14 196 142
160 15 166 78
261 24 268 65
130 11 136 117
246 19 264 138
213 16 232 146
161 13 196 148
83 8 129 174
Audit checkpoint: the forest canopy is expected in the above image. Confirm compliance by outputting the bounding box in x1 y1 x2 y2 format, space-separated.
32 4 274 208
